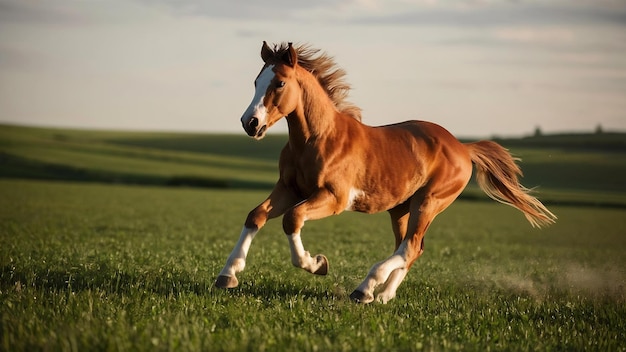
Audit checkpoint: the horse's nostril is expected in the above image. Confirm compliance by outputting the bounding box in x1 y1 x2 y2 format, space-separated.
257 125 267 137
249 117 259 129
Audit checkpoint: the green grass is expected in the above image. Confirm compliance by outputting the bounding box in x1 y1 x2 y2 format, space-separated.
1 179 625 351
1 124 625 350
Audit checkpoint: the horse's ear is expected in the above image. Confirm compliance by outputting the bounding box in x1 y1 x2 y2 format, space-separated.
282 42 297 68
261 41 273 63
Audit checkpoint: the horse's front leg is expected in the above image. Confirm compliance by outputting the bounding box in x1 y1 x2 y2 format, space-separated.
215 183 299 289
282 188 343 276
214 226 259 288
285 232 329 275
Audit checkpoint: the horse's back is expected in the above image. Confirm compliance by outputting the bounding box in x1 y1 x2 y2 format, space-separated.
375 120 470 162
397 119 472 170
382 120 463 145
386 119 473 181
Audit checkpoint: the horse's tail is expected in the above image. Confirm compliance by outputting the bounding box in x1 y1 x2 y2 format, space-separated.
466 141 556 228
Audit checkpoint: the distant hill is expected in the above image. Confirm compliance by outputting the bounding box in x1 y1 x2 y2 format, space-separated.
111 133 288 161
0 124 282 189
1 124 625 207
490 132 626 152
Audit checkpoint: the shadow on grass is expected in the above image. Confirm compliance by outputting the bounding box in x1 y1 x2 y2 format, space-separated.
229 277 343 302
0 263 214 297
5 262 623 308
1 263 341 302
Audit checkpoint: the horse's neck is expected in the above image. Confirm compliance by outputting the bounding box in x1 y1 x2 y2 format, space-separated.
286 73 337 148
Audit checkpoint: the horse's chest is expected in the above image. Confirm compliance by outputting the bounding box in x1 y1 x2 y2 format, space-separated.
283 153 335 194
294 158 324 190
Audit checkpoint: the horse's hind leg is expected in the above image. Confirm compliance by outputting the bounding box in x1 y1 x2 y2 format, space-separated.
351 150 472 303
376 206 410 303
376 268 409 303
350 191 437 304
350 239 417 304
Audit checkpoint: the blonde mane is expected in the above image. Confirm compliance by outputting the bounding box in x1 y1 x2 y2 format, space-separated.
269 43 362 121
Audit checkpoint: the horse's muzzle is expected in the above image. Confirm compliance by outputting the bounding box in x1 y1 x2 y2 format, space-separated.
242 116 257 136
241 117 266 139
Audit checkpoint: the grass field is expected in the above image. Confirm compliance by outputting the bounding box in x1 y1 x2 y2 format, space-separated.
1 179 625 351
1 124 626 351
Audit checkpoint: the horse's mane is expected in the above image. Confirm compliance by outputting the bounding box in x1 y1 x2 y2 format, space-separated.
270 43 362 121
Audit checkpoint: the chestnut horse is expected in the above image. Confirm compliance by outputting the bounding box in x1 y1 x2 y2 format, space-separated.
215 42 556 303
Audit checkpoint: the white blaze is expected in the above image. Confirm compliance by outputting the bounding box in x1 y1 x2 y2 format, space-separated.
242 65 275 126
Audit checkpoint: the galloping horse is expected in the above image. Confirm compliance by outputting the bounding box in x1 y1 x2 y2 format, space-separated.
215 42 556 303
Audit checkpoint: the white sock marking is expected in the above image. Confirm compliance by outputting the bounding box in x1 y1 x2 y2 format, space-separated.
356 241 409 295
287 232 325 273
219 226 258 277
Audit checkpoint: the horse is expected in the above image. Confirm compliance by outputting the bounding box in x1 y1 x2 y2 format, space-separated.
215 42 556 303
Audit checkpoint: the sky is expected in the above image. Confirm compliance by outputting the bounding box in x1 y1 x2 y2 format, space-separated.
0 0 625 138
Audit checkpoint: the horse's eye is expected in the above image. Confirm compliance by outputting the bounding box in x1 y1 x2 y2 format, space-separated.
277 81 285 88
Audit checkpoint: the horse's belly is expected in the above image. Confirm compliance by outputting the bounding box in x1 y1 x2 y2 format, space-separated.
346 186 416 214
347 163 426 214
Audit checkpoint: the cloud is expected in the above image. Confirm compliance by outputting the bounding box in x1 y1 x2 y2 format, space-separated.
0 0 82 25
493 27 573 43
0 0 163 26
350 2 626 27
137 0 340 20
127 0 626 33
4 0 624 28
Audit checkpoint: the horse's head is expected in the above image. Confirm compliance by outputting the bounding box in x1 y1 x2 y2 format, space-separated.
240 41 301 139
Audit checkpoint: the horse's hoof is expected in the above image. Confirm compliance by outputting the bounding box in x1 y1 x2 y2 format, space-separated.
350 290 374 304
215 275 239 289
313 254 329 275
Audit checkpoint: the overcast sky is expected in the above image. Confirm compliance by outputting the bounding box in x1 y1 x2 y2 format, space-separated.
1 0 625 137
